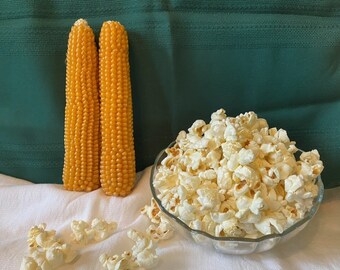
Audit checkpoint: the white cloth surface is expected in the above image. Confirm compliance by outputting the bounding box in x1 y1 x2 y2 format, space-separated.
0 168 339 270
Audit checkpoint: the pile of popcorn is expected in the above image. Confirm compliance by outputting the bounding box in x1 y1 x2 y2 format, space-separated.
153 109 324 238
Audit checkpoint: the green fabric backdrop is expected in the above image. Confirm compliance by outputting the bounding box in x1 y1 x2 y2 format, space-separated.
0 1 339 188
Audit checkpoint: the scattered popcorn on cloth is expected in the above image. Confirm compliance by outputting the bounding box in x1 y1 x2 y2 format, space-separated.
153 109 324 239
22 213 166 270
99 199 175 270
21 223 78 270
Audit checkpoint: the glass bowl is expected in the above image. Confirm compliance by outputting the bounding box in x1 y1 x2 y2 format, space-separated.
150 143 324 255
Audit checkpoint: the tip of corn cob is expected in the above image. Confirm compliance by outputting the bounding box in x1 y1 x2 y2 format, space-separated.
102 20 123 26
74 18 88 26
100 21 128 51
101 21 125 33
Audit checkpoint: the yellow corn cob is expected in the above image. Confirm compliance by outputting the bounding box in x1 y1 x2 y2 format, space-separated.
99 21 136 196
63 19 101 192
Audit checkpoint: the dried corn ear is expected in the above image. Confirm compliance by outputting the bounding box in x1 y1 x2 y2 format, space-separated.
99 21 136 196
63 19 101 192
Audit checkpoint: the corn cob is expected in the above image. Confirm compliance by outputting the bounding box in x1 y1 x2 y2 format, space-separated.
63 19 101 191
99 21 136 196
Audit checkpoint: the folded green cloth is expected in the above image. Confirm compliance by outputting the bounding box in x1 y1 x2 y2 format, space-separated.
0 1 339 188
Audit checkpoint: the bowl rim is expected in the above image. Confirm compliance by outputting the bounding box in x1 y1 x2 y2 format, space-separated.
150 141 324 243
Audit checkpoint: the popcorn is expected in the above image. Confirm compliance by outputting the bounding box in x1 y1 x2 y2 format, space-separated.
224 121 238 142
146 221 174 241
217 218 245 237
153 109 324 239
70 220 90 245
284 175 305 204
134 249 158 269
249 191 264 215
127 229 158 268
141 198 175 241
300 149 321 164
257 212 287 235
158 192 176 214
254 218 274 235
233 181 249 198
235 195 252 218
28 224 57 249
177 185 188 201
274 129 290 145
91 219 118 242
260 143 276 154
216 167 233 190
221 141 242 159
188 151 204 171
99 252 138 270
227 154 239 172
238 148 256 165
20 257 39 270
264 189 281 211
211 108 227 121
234 165 259 182
22 224 78 270
197 188 222 211
178 172 200 193
23 214 165 270
210 211 234 224
206 149 222 169
178 200 197 221
297 150 324 181
152 170 178 193
29 250 51 270
45 244 66 268
276 162 293 180
100 204 167 270
201 214 217 235
189 219 202 230
236 111 259 130
71 218 117 245
188 119 206 136
40 242 77 268
141 198 162 224
198 169 217 180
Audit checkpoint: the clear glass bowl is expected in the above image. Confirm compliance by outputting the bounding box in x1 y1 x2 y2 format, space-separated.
150 143 324 255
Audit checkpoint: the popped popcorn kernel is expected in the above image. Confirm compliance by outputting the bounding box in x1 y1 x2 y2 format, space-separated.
71 218 117 245
27 223 58 249
20 257 39 270
127 229 158 268
141 198 175 241
99 251 138 270
153 109 323 238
